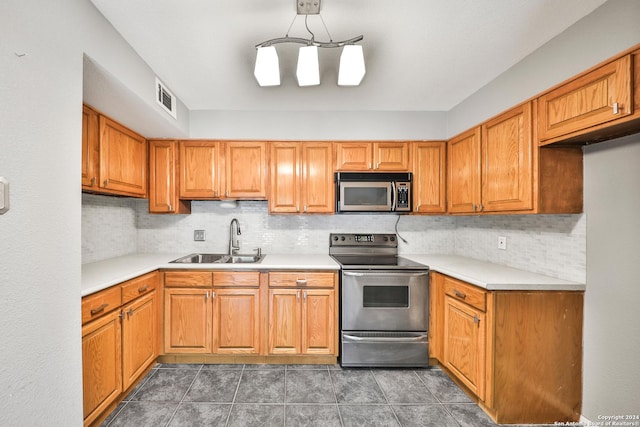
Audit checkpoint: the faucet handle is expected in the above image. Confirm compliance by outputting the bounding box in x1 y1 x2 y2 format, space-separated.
253 248 262 257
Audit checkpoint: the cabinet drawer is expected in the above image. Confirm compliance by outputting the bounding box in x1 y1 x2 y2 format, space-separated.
164 271 213 287
213 271 260 288
82 286 121 324
444 276 486 312
122 271 158 304
269 272 335 288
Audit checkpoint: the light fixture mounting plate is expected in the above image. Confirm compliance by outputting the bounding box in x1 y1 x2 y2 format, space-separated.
297 0 320 15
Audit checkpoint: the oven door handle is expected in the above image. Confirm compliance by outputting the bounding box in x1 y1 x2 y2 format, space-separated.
343 271 428 278
342 333 428 343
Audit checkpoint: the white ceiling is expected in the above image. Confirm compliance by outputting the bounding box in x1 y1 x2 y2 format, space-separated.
90 0 607 112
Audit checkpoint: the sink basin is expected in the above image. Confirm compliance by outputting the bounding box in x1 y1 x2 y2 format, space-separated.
170 253 264 264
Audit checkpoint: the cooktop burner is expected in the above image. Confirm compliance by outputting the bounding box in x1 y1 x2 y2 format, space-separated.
330 255 426 270
329 233 428 270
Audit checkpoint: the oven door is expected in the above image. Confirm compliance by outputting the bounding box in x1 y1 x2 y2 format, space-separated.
338 181 393 212
341 270 429 331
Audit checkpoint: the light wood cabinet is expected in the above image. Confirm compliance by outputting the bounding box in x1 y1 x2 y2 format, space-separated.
148 140 190 214
448 102 582 214
82 271 158 426
81 105 147 198
431 272 584 424
179 141 222 199
164 287 213 354
98 116 147 197
267 272 337 356
334 142 410 171
538 55 633 143
82 105 100 190
412 141 447 213
82 309 122 427
225 141 268 199
269 142 334 213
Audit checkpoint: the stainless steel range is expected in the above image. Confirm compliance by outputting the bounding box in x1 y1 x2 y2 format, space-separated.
329 233 430 368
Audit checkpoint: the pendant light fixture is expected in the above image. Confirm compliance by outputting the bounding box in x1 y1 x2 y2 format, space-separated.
254 0 365 87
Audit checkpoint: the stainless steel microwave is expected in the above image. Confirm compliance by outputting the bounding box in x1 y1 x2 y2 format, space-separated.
335 172 412 213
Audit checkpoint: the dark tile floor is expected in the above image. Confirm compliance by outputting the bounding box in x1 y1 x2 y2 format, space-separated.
100 363 552 427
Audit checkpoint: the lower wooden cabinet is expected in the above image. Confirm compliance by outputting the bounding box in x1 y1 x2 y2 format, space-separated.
81 271 158 427
164 288 212 353
431 272 583 424
268 272 337 356
82 309 122 427
212 288 261 354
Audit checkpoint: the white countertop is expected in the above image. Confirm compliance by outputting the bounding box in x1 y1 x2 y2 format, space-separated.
81 253 340 297
82 252 585 297
403 254 585 291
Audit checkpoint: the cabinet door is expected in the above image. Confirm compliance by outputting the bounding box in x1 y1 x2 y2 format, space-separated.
225 142 267 199
448 127 481 213
301 289 335 355
268 289 301 354
373 142 410 171
213 288 261 354
301 142 334 213
413 141 447 213
334 142 372 171
82 309 122 426
428 272 445 361
444 296 486 400
481 103 533 212
164 288 212 353
149 140 190 214
99 116 147 197
538 55 632 142
122 291 157 389
179 141 221 199
82 105 100 190
269 142 301 213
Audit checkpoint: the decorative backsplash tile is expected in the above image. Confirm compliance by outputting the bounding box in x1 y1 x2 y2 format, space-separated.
82 195 586 282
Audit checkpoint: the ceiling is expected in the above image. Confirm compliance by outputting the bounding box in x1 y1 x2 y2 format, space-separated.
90 0 607 112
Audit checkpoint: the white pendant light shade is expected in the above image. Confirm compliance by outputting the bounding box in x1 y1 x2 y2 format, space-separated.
254 46 280 86
338 44 366 86
296 45 320 86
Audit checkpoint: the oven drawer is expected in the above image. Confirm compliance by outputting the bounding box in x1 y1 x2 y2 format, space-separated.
444 276 486 312
341 331 429 367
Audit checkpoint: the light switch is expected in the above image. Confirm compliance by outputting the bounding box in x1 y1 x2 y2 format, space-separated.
0 177 9 214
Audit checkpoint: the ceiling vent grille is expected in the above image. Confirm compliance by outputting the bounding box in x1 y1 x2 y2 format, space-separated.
155 77 177 119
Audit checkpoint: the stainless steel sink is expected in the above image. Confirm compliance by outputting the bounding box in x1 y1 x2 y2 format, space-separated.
170 253 264 264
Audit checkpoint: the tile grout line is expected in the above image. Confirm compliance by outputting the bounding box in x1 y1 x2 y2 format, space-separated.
368 368 404 426
327 365 346 427
164 364 204 427
224 364 245 427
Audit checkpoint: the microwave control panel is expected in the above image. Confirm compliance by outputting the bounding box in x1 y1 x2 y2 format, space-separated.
396 182 410 211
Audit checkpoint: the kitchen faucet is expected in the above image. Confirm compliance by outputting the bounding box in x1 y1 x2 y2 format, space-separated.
229 218 241 255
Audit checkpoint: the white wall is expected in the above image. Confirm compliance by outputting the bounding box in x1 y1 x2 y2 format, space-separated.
0 0 190 424
582 135 640 420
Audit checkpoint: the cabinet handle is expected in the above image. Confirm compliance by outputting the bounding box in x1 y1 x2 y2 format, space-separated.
211 291 215 299
128 308 133 317
479 204 484 212
90 303 108 315
472 204 476 212
296 279 307 286
119 311 125 320
168 203 173 211
91 177 96 186
103 179 109 187
453 289 466 299
138 285 149 293
205 291 210 300
303 291 307 300
613 102 620 115
225 191 229 197
473 315 480 325
297 290 300 301
303 205 307 213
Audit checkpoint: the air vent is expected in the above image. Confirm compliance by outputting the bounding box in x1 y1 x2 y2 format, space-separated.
155 77 177 119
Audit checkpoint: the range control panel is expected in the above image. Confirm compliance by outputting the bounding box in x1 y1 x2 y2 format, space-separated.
329 233 397 248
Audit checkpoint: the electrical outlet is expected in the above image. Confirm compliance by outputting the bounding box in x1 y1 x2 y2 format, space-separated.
194 230 206 241
498 236 507 250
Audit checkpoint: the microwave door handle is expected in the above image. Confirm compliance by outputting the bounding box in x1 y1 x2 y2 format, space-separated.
390 181 396 211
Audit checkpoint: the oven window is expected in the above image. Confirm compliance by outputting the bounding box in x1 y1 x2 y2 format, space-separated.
363 286 409 308
344 187 388 206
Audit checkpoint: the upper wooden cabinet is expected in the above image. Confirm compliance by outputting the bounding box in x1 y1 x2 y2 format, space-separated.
81 105 147 198
179 140 222 199
334 142 410 171
448 102 582 215
412 141 447 214
225 141 268 199
538 55 633 144
148 140 190 214
269 142 334 213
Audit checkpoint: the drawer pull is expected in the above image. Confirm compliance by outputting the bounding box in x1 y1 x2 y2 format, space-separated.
296 279 307 286
138 285 149 293
90 303 108 315
613 102 620 115
453 289 467 299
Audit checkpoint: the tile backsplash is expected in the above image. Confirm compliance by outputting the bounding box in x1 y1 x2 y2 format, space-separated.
82 195 586 282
